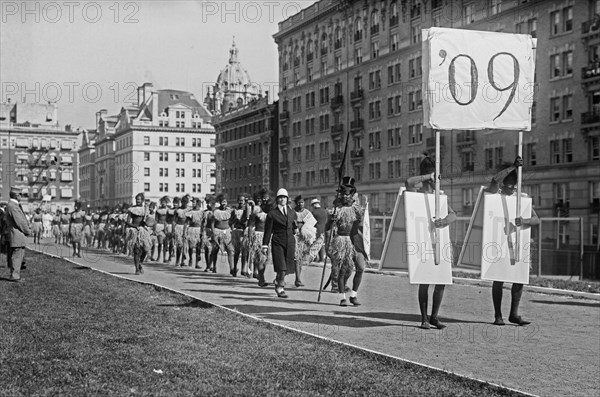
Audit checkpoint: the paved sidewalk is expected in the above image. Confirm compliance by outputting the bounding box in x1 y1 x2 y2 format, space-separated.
34 240 600 397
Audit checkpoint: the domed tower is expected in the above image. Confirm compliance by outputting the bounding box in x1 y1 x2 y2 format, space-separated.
210 38 260 115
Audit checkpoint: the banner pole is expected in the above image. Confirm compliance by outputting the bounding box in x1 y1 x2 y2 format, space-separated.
434 129 441 265
516 130 523 262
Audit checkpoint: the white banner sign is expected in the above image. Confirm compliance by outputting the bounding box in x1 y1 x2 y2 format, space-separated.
422 27 536 131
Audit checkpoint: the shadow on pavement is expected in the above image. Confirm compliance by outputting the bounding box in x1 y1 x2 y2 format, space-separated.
261 313 395 328
224 304 312 314
342 311 489 325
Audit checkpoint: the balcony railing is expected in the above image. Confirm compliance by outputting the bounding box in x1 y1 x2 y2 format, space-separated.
279 160 289 170
350 89 364 102
370 25 380 35
279 110 289 121
331 152 344 163
331 124 344 136
350 148 364 159
582 110 600 125
350 119 364 131
390 15 399 27
582 63 600 80
354 31 363 42
582 18 600 35
279 136 290 146
307 52 313 62
330 95 343 108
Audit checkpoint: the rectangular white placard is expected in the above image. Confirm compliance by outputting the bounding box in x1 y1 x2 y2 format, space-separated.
422 27 536 131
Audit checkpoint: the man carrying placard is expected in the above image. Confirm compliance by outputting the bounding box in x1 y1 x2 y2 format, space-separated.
405 156 456 330
485 156 539 326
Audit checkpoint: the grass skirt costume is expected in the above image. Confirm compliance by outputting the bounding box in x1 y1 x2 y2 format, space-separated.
248 212 270 267
186 210 204 248
31 221 42 234
212 209 234 253
154 223 166 242
328 205 362 279
173 224 186 248
126 207 152 255
294 209 317 266
52 224 61 238
69 211 86 243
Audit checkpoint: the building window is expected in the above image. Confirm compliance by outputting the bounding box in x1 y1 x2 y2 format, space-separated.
562 138 573 163
591 136 600 161
563 6 573 32
463 4 474 24
144 167 150 176
525 143 537 166
489 0 501 15
411 24 421 44
550 97 560 122
144 136 150 145
354 47 363 65
144 183 150 192
550 140 561 163
371 41 379 59
562 95 573 120
550 10 560 35
144 152 150 161
390 33 400 51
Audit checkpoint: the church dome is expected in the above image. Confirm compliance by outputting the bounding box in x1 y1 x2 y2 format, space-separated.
215 40 257 95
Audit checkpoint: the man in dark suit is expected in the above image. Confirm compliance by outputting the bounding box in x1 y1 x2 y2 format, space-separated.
262 188 297 298
5 187 31 282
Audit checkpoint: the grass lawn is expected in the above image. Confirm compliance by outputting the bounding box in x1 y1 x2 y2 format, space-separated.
0 251 527 396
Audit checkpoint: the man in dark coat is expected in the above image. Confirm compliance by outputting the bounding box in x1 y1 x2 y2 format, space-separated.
5 187 31 282
262 188 297 298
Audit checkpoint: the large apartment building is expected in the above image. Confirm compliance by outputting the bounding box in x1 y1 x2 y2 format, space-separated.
0 101 79 212
80 83 217 208
213 97 279 200
273 0 600 254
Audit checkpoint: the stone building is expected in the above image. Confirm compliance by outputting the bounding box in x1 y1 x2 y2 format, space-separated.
273 0 600 255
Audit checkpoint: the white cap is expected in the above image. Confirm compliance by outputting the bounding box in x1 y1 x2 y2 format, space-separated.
276 188 288 197
310 198 320 205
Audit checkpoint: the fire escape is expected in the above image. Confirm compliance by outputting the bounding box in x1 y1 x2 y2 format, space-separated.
27 144 51 201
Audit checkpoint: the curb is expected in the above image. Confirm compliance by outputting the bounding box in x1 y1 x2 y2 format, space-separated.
29 247 536 397
304 261 600 301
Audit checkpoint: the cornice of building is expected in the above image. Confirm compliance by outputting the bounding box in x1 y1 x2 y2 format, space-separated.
112 125 216 138
273 0 343 43
0 127 79 136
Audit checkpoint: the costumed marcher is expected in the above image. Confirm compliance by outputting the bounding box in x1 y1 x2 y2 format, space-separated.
0 202 8 256
310 198 329 263
155 196 170 263
91 209 101 247
4 187 31 282
405 155 456 330
202 195 217 272
96 208 109 249
262 188 297 298
144 202 158 261
231 193 250 277
31 208 43 244
82 207 94 247
42 209 53 238
165 197 180 263
209 194 235 276
291 195 317 287
247 189 272 287
486 156 539 326
126 193 152 275
173 196 190 267
185 197 204 268
60 208 71 246
327 177 368 306
51 209 62 244
69 201 86 258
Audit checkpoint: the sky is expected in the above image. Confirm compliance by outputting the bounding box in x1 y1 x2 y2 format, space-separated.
0 0 317 129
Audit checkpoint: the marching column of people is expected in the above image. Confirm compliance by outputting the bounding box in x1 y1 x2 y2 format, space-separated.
1 152 539 328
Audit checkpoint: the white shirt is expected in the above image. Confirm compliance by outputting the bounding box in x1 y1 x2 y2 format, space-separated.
278 204 287 216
